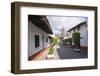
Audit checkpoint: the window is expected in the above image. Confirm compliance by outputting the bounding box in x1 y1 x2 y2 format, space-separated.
46 36 48 42
68 31 70 34
77 26 80 31
35 34 40 48
73 29 75 32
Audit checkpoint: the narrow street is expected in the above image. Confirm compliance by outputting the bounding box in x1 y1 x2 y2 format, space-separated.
57 45 88 59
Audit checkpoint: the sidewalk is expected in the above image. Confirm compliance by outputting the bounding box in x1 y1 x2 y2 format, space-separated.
31 45 60 60
32 47 49 60
53 45 60 59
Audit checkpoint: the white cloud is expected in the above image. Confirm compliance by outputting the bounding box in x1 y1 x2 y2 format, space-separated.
47 16 87 34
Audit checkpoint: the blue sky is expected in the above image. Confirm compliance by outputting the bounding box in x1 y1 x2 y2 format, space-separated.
47 16 87 34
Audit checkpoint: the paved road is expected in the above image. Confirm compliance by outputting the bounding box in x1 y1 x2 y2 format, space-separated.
57 45 88 59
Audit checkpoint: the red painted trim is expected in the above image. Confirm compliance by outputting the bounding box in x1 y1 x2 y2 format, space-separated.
80 46 88 52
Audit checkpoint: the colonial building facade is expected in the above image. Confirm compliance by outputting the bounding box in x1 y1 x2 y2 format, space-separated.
28 15 53 60
67 21 88 50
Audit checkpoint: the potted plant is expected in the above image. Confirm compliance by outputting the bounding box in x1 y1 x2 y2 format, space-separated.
72 32 80 51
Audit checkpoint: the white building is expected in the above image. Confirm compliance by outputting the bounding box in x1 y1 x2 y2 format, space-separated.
67 22 88 49
28 15 53 60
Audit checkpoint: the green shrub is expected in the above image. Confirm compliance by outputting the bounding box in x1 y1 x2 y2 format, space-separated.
51 35 59 46
68 38 72 44
48 47 54 55
48 35 59 55
72 32 80 46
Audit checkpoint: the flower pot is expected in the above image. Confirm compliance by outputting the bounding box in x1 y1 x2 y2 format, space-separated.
47 54 54 59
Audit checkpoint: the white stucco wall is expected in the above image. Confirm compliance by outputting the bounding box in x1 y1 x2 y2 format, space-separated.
67 24 88 47
80 24 88 47
28 21 50 57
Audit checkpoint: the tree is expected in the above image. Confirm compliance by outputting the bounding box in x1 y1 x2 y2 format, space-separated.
51 35 59 46
48 35 59 55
